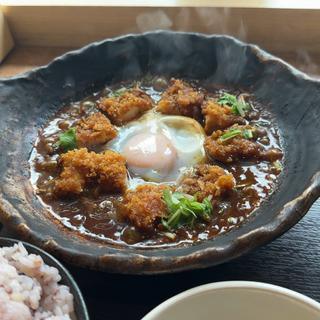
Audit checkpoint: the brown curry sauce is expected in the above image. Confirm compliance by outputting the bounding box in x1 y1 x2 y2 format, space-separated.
30 78 283 247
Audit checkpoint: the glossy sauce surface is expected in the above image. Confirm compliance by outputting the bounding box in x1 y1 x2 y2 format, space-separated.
30 78 283 248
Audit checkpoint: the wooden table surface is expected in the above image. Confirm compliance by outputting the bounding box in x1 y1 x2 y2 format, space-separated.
0 46 320 320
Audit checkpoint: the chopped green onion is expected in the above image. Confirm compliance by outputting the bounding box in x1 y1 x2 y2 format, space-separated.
220 128 254 141
162 190 213 230
242 129 253 139
233 101 246 117
273 160 283 172
220 129 242 141
56 128 77 151
217 92 238 106
162 232 176 240
109 87 127 97
227 217 238 224
217 93 250 117
82 101 95 109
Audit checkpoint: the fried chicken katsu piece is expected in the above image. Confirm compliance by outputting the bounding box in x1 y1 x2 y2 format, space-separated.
156 79 204 120
202 99 246 134
178 164 235 201
76 112 117 147
98 88 153 125
54 148 127 196
204 125 283 163
120 184 170 231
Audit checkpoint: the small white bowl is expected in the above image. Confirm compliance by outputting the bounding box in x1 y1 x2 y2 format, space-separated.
142 281 320 320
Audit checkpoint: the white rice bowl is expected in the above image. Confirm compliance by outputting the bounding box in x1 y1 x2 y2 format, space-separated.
0 242 75 320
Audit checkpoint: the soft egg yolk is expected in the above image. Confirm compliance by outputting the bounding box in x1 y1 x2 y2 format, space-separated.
123 133 177 175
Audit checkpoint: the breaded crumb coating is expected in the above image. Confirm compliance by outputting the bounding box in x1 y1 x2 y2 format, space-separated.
76 112 117 147
156 79 204 120
204 125 283 163
120 184 170 231
202 99 245 134
54 148 127 196
99 88 153 125
178 164 235 201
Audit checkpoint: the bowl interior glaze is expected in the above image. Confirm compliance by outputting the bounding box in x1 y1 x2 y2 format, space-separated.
0 31 320 274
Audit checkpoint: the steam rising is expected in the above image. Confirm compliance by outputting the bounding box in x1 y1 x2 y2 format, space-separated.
135 8 248 41
134 8 318 79
295 49 320 78
136 10 173 32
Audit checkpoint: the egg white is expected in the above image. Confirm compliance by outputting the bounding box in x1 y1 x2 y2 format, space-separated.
106 111 206 186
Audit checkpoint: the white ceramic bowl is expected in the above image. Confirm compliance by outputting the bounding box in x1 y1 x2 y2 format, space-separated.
142 281 320 320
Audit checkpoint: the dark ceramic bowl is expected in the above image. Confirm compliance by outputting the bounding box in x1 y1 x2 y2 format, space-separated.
0 237 89 320
0 31 319 274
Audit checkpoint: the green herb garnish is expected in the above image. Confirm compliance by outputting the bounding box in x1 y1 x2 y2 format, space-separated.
218 93 249 117
272 160 283 172
227 217 237 224
220 128 254 141
162 190 213 230
56 127 77 151
242 129 253 139
220 128 242 141
162 232 176 240
108 87 127 98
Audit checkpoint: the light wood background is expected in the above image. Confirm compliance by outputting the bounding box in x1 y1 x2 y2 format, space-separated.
2 1 320 9
1 6 320 54
0 4 320 78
